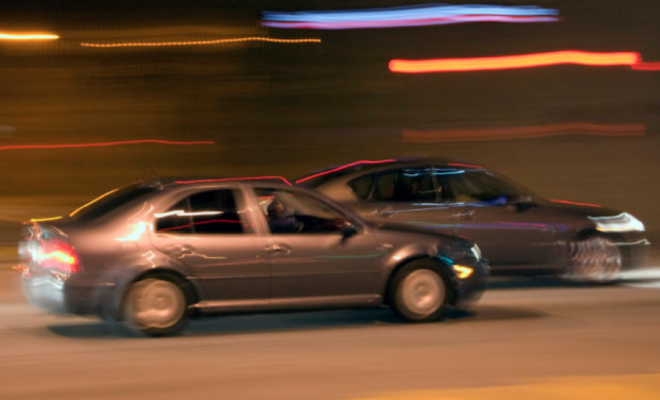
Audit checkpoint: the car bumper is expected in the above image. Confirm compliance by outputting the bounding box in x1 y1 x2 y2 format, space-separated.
452 260 489 308
21 271 98 316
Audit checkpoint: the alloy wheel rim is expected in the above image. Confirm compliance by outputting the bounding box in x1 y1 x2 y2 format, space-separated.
129 279 185 329
400 269 445 317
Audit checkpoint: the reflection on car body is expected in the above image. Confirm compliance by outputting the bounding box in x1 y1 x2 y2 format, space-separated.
18 177 488 336
296 157 649 282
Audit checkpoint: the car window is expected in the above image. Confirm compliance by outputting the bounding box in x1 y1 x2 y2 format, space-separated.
348 174 375 200
255 188 347 234
442 171 522 204
373 167 438 202
155 189 244 234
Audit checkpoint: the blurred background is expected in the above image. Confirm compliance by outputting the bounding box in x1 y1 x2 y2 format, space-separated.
0 0 658 245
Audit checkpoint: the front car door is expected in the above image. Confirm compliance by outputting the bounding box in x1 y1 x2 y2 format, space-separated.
151 186 270 305
439 168 555 270
249 185 384 306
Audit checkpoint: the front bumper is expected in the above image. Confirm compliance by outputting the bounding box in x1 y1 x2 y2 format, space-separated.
452 260 489 308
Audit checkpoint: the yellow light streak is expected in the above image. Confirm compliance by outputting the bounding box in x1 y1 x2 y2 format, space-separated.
80 36 321 48
30 216 63 222
69 188 119 217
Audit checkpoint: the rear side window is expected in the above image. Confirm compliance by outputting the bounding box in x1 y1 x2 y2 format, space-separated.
155 189 244 234
348 174 375 200
373 167 437 202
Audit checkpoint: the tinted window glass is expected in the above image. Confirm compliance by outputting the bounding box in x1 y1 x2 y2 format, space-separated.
373 167 437 202
444 171 522 204
156 190 244 234
188 190 244 234
255 188 347 234
348 174 375 200
155 199 193 234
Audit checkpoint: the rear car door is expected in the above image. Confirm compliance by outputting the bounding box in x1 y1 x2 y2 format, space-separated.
251 186 384 303
151 187 270 303
349 167 458 236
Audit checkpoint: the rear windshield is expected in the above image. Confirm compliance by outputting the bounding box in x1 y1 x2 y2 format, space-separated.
71 184 156 221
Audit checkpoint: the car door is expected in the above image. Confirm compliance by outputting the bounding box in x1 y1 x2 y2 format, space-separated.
440 169 554 269
151 187 270 303
348 167 458 236
251 186 384 305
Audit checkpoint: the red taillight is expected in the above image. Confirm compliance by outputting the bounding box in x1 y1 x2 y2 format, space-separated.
37 241 80 274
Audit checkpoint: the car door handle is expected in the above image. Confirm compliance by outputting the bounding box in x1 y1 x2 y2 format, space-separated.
265 243 291 255
374 207 394 218
453 210 475 219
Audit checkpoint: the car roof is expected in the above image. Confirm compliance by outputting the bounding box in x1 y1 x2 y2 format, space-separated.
295 156 487 185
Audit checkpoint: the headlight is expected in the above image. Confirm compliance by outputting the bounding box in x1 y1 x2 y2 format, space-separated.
470 244 482 261
589 212 645 233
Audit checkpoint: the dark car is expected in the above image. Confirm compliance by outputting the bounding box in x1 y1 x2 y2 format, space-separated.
18 177 487 336
296 157 649 282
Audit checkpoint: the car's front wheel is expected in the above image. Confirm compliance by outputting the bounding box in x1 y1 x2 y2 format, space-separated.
389 260 449 322
562 235 622 284
123 274 190 336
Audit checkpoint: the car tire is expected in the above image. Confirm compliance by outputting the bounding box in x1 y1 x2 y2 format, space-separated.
389 260 450 322
123 274 191 336
562 235 622 284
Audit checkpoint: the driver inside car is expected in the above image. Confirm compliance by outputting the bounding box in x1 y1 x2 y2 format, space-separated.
266 199 302 233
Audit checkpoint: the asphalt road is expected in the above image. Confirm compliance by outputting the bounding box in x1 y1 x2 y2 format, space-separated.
0 262 659 400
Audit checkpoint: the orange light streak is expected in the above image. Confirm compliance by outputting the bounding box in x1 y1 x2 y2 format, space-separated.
550 199 602 208
81 36 321 48
0 32 59 40
0 139 214 151
452 264 474 279
404 123 646 143
389 51 641 73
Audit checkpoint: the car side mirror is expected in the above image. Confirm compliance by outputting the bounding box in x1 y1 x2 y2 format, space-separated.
340 222 358 241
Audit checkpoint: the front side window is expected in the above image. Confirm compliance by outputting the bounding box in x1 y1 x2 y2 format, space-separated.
373 167 438 202
155 189 244 234
255 188 347 234
442 171 523 204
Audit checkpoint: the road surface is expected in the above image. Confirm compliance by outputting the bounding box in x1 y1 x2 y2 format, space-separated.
0 260 659 400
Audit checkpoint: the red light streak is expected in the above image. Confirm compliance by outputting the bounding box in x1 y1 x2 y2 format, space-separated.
175 176 293 185
631 61 660 71
0 139 214 151
157 219 242 233
447 162 483 169
404 123 646 143
389 51 641 73
295 159 396 184
550 199 602 208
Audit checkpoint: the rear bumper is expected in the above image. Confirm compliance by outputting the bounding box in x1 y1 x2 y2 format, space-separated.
22 272 99 316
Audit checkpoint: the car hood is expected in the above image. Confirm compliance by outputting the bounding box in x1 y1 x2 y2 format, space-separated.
546 201 623 218
373 221 473 246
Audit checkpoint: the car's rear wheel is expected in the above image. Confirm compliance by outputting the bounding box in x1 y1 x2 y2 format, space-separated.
389 260 449 322
123 275 190 336
562 235 622 284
